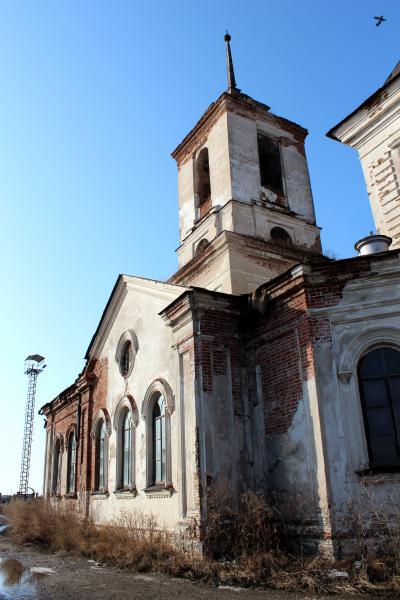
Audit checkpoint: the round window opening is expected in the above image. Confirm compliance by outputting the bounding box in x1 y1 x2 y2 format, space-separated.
120 340 133 377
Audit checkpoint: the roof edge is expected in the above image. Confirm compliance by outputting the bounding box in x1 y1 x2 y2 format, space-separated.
326 65 400 142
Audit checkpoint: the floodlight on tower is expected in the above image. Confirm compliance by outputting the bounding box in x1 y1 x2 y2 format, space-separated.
18 354 46 496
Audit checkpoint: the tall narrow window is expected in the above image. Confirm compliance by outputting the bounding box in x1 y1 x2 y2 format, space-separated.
97 421 106 491
358 347 400 468
80 409 86 465
152 395 166 484
121 411 132 488
257 133 283 193
67 432 76 494
196 148 211 218
120 341 132 377
52 439 61 495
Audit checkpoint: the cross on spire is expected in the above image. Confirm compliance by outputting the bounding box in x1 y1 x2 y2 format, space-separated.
224 32 240 94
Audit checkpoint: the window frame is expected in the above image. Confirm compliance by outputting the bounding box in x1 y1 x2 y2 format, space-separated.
116 331 138 379
66 429 77 494
357 346 400 470
91 409 110 494
113 396 138 493
51 436 62 496
142 379 175 491
337 329 400 475
152 394 166 485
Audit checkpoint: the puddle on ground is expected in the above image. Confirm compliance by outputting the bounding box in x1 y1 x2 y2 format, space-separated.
0 558 52 599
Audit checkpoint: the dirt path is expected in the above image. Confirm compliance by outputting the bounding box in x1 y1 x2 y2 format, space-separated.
0 537 389 600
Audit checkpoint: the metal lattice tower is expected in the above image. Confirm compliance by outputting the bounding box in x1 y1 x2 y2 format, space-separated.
19 354 46 495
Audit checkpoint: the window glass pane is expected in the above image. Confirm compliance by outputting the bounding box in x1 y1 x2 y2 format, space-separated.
370 435 399 464
68 434 76 493
153 396 166 484
366 407 395 436
362 379 388 408
123 446 130 485
53 442 60 493
359 349 385 378
155 436 161 459
383 349 400 376
57 451 61 489
99 431 104 490
388 377 400 401
161 415 165 439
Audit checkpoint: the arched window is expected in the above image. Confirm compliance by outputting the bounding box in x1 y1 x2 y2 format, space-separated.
358 347 400 468
152 394 166 484
67 431 76 494
142 379 174 490
121 410 132 488
196 148 211 218
96 421 106 491
270 226 291 245
52 438 61 495
196 238 209 256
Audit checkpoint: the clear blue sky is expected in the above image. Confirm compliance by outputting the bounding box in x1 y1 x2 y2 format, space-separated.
0 0 398 494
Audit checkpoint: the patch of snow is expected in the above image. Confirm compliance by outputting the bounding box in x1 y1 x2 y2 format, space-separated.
30 567 55 575
327 569 349 579
132 574 157 582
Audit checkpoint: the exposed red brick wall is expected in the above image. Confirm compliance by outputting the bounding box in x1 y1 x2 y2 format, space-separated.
45 397 78 496
198 307 241 414
88 358 108 492
256 331 302 435
247 285 311 435
45 357 108 503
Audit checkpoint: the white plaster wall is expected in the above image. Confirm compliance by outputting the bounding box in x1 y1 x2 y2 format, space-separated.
207 112 231 209
228 112 316 224
262 389 328 521
177 200 321 268
228 112 260 203
311 257 400 533
88 280 196 531
177 160 195 241
177 112 231 242
332 79 400 248
281 143 315 223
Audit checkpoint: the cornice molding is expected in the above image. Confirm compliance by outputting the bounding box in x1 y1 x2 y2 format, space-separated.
330 82 400 149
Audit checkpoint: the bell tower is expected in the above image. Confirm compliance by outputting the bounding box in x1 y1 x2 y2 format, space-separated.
170 34 322 294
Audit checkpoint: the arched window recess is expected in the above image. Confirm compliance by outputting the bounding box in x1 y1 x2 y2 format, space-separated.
66 426 77 495
91 409 111 494
358 346 400 470
195 147 212 219
113 395 138 494
142 379 175 493
51 434 63 496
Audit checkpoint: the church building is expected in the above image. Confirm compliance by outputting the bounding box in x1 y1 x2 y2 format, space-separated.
40 38 400 555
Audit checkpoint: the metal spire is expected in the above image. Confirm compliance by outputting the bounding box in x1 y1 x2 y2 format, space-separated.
224 32 240 94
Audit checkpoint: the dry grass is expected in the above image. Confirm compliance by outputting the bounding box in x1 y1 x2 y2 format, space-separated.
5 493 400 594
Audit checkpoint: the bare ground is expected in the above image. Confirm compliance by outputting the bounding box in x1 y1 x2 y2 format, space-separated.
0 537 391 600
